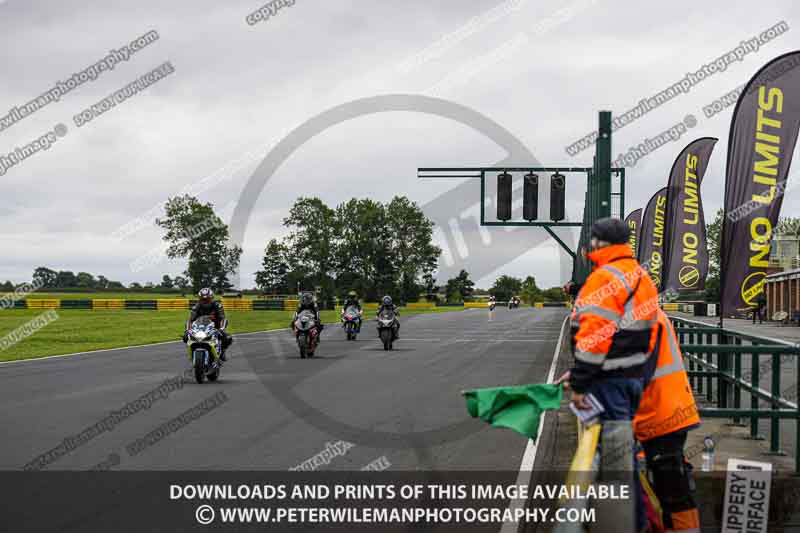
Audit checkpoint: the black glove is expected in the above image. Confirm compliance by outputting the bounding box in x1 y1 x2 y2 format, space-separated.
182 331 189 343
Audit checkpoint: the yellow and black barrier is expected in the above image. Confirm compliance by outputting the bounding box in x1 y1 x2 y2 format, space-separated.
6 299 464 311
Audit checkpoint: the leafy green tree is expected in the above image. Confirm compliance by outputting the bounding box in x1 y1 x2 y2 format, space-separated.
1 281 13 292
542 286 567 302
283 197 338 304
96 275 110 289
160 275 174 289
33 267 58 288
385 196 441 303
520 275 542 305
156 195 242 293
334 198 388 301
129 282 143 290
55 270 77 287
173 276 189 290
76 272 95 288
705 208 723 303
422 272 437 301
490 275 522 301
255 239 290 294
445 270 475 303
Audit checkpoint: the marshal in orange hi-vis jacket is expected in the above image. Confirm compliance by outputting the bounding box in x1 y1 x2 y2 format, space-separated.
570 242 660 394
634 309 700 442
635 308 701 532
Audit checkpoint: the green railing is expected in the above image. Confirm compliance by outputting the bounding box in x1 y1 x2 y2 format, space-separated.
670 315 800 472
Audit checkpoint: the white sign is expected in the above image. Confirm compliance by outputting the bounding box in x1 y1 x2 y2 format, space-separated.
721 458 772 533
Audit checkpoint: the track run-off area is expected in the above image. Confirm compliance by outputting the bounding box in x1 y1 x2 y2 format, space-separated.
0 308 567 472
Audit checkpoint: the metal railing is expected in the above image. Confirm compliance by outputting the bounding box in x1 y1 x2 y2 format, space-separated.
670 315 800 472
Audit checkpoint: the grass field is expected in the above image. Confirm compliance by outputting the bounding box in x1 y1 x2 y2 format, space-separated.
0 307 457 362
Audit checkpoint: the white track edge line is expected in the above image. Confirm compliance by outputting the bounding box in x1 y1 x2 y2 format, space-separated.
0 328 289 366
499 314 569 533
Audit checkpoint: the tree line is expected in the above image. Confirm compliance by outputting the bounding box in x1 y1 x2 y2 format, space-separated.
255 196 440 305
10 193 568 304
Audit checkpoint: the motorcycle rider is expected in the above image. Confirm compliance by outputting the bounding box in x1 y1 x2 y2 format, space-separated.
293 291 324 340
183 288 233 361
488 295 497 309
341 290 363 332
376 295 400 339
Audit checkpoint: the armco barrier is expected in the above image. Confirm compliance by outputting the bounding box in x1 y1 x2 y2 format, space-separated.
404 302 436 310
91 299 125 310
222 299 253 311
59 299 92 310
157 299 189 310
252 299 284 310
464 302 487 309
5 299 471 312
26 299 60 309
124 300 157 310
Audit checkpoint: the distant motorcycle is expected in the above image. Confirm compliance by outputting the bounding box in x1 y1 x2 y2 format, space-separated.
488 300 496 312
294 310 320 358
377 308 399 351
341 305 362 341
186 316 222 383
508 297 520 309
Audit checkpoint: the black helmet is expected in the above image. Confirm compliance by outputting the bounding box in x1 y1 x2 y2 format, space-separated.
301 292 314 306
198 288 213 302
590 217 629 245
382 295 392 306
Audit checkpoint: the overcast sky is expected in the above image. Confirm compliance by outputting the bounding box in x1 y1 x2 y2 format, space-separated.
2 0 798 289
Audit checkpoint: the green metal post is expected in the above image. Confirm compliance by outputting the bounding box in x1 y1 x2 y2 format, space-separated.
733 337 742 425
750 345 762 439
595 111 612 219
770 354 782 454
706 331 713 403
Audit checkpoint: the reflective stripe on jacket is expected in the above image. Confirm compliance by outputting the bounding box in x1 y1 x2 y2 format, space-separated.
569 243 659 393
634 309 700 442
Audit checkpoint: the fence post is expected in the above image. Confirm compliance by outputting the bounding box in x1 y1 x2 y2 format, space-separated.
749 344 762 440
769 353 783 455
733 337 742 425
706 331 713 403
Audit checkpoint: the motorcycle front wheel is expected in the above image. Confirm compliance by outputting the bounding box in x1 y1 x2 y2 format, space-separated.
193 350 206 384
298 334 308 359
380 329 391 351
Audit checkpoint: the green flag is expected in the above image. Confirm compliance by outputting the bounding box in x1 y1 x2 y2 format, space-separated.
464 383 563 440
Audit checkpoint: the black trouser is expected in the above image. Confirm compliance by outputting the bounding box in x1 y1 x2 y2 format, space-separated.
220 331 233 352
641 430 697 530
753 306 764 324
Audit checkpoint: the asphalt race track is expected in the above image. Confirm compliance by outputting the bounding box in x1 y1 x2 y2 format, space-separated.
0 308 567 472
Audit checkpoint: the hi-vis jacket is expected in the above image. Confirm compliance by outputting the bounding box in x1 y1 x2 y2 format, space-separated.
570 243 659 393
634 309 700 442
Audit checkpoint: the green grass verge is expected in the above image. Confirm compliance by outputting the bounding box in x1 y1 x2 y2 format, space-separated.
0 307 457 362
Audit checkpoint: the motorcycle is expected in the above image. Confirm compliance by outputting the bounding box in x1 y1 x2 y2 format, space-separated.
341 305 362 340
508 298 520 309
294 309 319 358
186 316 223 384
488 300 496 311
377 308 399 351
